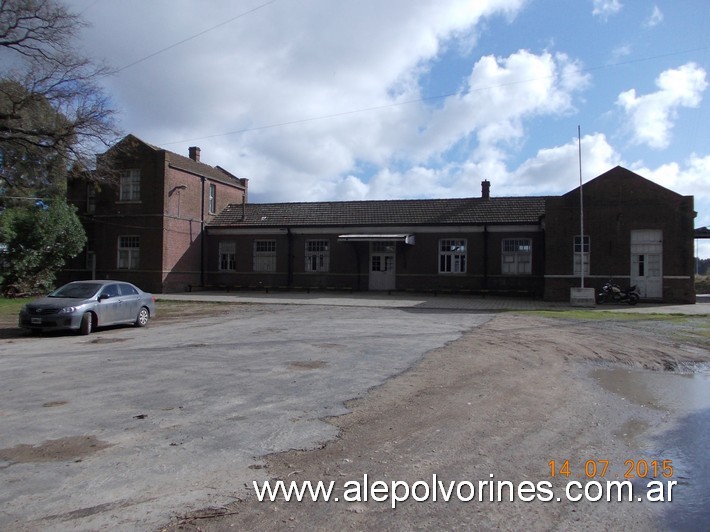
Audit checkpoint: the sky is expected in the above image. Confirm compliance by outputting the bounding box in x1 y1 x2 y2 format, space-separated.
68 0 710 258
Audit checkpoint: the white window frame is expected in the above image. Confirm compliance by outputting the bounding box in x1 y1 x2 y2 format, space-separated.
305 240 330 272
219 241 236 271
119 169 141 202
573 235 590 276
253 240 276 272
117 235 140 269
208 183 216 214
502 238 532 275
439 239 466 274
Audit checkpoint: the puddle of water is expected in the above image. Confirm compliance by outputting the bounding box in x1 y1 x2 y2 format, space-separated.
591 367 710 531
592 366 710 411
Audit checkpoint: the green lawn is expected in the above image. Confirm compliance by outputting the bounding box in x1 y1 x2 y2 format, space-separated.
518 309 695 321
0 297 26 316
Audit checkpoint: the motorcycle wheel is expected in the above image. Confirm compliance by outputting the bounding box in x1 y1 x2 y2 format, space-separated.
596 293 609 304
628 293 639 305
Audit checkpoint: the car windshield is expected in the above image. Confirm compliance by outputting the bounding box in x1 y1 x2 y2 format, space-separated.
48 283 102 299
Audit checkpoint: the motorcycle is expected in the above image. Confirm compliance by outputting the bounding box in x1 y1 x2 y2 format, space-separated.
597 280 640 305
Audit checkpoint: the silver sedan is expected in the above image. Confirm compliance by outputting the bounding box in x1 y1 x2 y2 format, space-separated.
18 280 157 335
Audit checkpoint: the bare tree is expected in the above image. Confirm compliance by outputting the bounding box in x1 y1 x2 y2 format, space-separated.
0 0 119 195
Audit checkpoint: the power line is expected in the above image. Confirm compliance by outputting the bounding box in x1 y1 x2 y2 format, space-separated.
115 0 280 73
158 45 710 146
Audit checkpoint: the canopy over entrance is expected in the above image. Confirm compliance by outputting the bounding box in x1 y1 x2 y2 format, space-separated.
337 234 415 245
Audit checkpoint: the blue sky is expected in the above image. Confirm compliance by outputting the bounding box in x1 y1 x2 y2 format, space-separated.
69 0 710 257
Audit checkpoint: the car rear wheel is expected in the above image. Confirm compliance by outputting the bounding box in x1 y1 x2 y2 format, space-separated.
135 307 150 327
80 312 93 335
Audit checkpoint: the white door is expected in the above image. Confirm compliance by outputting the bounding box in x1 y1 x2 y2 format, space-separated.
630 230 663 299
369 241 396 291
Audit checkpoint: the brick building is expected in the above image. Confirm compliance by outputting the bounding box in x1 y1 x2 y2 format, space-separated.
544 166 696 302
206 167 695 303
207 192 547 296
63 136 696 303
63 135 248 293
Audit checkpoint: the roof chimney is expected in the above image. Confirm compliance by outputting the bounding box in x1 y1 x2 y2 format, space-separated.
188 146 201 162
481 179 490 200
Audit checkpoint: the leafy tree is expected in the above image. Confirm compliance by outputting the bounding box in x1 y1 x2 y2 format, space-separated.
0 0 119 196
0 80 71 198
0 200 86 293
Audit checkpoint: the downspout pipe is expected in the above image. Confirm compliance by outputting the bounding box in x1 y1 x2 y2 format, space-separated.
200 176 205 286
483 225 489 289
287 227 293 287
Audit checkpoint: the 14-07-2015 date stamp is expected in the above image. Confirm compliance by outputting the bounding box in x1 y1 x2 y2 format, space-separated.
549 459 674 480
549 458 677 503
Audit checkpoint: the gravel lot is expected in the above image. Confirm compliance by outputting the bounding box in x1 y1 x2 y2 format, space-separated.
0 303 491 530
159 312 710 532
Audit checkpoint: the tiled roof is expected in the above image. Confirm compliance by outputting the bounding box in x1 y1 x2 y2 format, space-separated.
113 134 246 188
209 196 547 228
164 151 245 188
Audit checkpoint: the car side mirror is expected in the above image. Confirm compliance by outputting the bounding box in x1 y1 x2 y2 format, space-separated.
98 293 110 301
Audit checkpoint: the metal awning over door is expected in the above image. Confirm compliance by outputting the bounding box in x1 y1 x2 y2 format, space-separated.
337 234 415 245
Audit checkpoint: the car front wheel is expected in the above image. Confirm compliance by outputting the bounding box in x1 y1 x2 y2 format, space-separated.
80 312 93 335
135 307 150 327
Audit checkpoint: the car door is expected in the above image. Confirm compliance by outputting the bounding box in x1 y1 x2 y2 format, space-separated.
118 283 141 322
97 283 121 325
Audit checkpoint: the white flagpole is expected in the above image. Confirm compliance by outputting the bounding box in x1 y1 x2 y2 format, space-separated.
578 125 584 289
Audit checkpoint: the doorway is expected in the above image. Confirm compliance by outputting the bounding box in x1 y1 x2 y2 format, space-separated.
369 241 396 291
630 230 663 299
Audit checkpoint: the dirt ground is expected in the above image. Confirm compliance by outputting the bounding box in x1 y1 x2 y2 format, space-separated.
155 312 708 531
3 300 708 529
0 300 238 339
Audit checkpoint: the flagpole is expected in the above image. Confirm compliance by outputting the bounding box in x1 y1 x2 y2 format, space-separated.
578 125 584 289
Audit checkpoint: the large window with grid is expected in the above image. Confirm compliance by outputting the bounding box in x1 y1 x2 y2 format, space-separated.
118 236 140 269
502 239 532 274
209 183 216 214
219 241 236 271
305 240 329 272
253 240 276 272
439 239 466 273
573 235 590 275
119 169 141 201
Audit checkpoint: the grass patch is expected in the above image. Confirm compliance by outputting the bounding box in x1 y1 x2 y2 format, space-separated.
0 297 28 320
518 309 710 348
0 297 246 324
154 299 247 321
516 309 694 322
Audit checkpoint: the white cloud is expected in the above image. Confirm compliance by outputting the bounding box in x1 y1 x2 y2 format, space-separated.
507 133 620 195
76 0 530 202
278 48 592 201
332 132 621 201
616 63 708 149
644 6 664 28
592 0 623 20
422 50 589 158
632 154 710 202
631 153 710 258
610 44 632 63
204 45 589 202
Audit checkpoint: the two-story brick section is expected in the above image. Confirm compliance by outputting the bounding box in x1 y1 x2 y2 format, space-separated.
64 135 248 293
64 136 697 303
